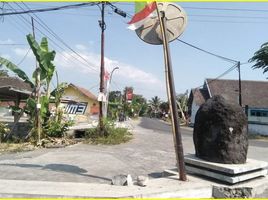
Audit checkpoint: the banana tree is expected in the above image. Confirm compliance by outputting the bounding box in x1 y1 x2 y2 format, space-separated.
27 34 56 98
0 34 57 141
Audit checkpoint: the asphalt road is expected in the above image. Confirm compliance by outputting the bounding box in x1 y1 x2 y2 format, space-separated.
140 117 268 162
0 117 266 190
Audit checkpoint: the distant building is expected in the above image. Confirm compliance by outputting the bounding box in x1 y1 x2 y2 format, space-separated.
188 78 268 135
61 83 99 122
0 77 32 118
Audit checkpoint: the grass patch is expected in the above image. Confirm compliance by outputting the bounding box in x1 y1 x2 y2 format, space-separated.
0 143 36 154
85 120 132 145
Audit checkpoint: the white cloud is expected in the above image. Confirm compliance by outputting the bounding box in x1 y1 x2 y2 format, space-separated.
55 47 163 86
75 44 88 51
13 48 34 61
0 39 14 44
0 54 11 60
54 45 166 99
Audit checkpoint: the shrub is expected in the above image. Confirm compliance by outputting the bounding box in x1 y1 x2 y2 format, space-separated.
44 120 73 138
43 109 74 138
85 119 132 145
0 123 10 143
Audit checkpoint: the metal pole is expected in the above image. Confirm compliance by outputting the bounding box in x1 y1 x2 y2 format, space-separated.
104 66 119 118
238 61 242 106
158 10 187 181
98 2 105 135
31 17 41 143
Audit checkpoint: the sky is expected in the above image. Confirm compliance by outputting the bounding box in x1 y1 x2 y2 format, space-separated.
0 2 268 101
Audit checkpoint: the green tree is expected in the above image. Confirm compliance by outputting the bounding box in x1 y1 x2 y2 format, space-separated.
0 34 66 142
109 91 122 103
0 66 8 77
249 42 268 77
129 94 147 117
160 101 169 113
176 90 189 123
148 96 161 118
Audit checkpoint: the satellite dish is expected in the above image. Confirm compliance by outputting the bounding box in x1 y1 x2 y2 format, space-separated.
135 2 187 45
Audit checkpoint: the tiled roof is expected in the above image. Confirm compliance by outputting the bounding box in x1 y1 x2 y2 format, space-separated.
206 78 268 107
69 84 97 100
190 88 210 106
0 77 32 100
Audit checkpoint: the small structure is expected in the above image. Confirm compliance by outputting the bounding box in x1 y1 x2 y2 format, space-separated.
187 95 268 184
61 83 99 123
0 77 32 137
0 77 32 119
188 78 268 135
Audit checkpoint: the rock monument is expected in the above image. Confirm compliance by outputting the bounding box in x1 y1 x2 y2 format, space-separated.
193 95 248 164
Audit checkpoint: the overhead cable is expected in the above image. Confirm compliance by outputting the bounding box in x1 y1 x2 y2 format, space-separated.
177 39 238 64
0 2 99 16
19 2 98 73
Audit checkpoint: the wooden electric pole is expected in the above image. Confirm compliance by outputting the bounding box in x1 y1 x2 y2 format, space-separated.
31 17 41 143
238 61 242 106
98 2 106 135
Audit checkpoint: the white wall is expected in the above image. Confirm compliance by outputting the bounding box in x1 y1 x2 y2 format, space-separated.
190 103 200 125
248 124 268 136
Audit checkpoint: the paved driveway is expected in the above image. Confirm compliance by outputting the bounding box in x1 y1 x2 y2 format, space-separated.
0 118 179 184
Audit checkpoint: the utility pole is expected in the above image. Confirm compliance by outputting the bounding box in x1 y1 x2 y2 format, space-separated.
238 61 242 106
158 10 187 181
31 17 41 143
98 2 106 135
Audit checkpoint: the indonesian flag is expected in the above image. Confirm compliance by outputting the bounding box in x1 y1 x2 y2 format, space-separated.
104 70 110 81
128 2 157 30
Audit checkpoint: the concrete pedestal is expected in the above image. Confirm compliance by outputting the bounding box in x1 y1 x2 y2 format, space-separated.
184 154 268 184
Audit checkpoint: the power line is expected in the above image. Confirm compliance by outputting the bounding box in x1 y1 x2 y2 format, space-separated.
16 48 31 66
0 2 99 16
18 2 98 73
0 43 26 45
190 19 268 24
6 2 99 75
194 63 238 89
189 14 268 20
183 6 268 13
108 3 242 65
176 39 238 64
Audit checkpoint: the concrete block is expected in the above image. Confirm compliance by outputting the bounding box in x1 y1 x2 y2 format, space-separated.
185 154 268 184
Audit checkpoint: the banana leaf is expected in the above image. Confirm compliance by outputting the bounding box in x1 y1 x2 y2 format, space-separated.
0 57 34 88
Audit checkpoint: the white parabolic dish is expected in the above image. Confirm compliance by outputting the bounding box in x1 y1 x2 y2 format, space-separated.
135 2 187 45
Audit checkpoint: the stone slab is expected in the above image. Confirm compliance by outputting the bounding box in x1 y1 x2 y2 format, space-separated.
186 165 267 184
184 154 268 184
185 154 268 174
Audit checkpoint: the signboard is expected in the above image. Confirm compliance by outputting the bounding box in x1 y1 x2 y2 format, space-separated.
126 88 133 102
65 102 88 115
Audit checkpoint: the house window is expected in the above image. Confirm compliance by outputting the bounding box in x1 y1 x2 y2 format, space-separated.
250 110 268 117
262 112 268 117
250 110 256 116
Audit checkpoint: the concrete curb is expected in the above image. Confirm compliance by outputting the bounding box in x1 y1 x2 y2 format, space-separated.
0 175 212 198
0 175 267 198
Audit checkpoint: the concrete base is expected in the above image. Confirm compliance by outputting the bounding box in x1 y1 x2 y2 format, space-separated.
0 176 213 198
184 154 268 184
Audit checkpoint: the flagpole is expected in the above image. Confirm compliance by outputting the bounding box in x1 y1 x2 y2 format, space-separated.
156 2 187 181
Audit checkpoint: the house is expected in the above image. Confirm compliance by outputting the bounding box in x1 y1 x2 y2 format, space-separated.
0 76 32 118
188 78 268 135
61 83 99 122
